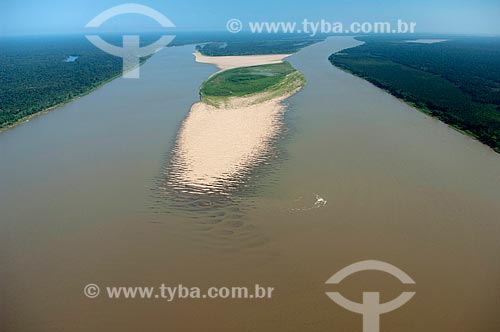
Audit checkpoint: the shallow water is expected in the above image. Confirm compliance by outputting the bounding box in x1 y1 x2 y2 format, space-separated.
1 37 500 332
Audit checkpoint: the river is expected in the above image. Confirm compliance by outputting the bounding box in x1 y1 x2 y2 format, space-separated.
1 36 500 332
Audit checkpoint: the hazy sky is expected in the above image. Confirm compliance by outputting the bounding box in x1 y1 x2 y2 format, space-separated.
1 0 499 35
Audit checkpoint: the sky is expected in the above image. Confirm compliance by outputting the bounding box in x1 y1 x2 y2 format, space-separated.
1 0 500 35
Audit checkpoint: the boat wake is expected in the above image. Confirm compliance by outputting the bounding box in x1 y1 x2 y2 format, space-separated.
290 194 328 212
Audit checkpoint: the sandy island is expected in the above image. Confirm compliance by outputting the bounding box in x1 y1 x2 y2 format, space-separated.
169 52 301 191
193 51 291 71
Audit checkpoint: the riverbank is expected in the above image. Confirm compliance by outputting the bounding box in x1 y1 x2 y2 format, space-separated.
334 64 500 154
329 38 500 154
0 57 152 134
0 71 123 134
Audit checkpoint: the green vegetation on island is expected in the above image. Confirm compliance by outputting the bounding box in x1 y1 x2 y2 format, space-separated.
200 62 305 106
329 36 500 153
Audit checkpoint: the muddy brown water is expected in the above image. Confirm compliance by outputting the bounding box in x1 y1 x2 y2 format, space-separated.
1 37 500 331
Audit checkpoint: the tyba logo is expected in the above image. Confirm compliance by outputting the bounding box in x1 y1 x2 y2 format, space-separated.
85 3 175 78
325 260 416 332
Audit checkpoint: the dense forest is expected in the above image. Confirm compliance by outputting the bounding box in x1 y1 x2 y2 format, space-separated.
330 36 500 153
0 35 123 128
196 34 324 56
0 33 321 129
